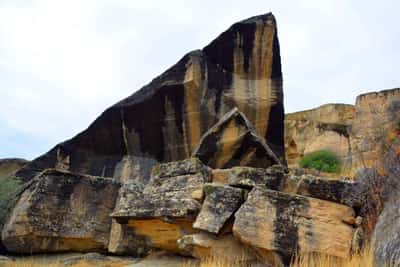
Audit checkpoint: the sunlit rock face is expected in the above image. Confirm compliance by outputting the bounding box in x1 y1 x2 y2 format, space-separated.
350 88 400 173
16 12 284 183
284 104 355 170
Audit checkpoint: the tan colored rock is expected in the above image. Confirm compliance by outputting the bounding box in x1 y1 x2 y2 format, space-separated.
193 108 280 169
178 232 256 261
350 88 400 173
284 104 355 170
1 169 120 253
233 186 356 266
111 159 211 253
127 219 197 252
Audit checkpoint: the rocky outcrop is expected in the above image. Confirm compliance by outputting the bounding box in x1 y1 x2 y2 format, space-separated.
284 104 355 170
112 158 211 253
193 108 280 169
285 88 400 175
16 12 284 183
350 88 400 173
2 169 120 253
109 157 363 266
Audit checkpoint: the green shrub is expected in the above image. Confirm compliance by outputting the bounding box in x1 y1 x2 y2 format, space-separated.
299 150 341 173
0 176 23 229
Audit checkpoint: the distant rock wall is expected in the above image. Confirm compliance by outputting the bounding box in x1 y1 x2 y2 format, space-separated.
285 88 400 175
284 104 355 170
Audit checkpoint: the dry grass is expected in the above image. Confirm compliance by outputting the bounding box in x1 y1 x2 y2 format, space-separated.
180 247 387 267
1 258 129 267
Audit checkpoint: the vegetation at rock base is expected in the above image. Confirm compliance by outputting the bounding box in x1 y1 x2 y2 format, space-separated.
180 246 390 267
299 150 341 173
0 175 23 231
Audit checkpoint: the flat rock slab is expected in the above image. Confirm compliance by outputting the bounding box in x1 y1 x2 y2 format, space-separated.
193 108 281 169
150 158 210 180
283 175 359 206
193 184 244 234
211 165 285 189
233 186 356 266
1 169 120 253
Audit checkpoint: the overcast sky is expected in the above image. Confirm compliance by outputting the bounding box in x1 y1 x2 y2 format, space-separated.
1 0 399 160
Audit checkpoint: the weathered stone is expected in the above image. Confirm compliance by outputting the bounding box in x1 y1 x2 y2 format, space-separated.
373 196 400 267
284 104 354 169
16 13 284 182
111 161 211 253
211 165 285 189
150 158 210 180
112 173 207 221
1 169 120 253
193 108 281 169
350 88 400 173
178 232 256 261
193 184 244 234
283 174 360 207
233 186 356 266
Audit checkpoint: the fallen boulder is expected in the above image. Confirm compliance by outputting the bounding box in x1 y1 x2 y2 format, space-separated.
193 184 244 234
193 108 281 169
2 169 120 253
233 186 356 266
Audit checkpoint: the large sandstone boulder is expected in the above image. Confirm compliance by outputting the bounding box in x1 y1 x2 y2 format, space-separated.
233 186 356 266
193 108 281 169
2 169 120 253
16 12 284 183
111 159 211 253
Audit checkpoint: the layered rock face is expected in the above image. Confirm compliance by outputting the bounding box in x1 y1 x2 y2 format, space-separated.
350 88 400 172
284 104 355 170
16 12 284 183
2 170 120 253
285 88 400 174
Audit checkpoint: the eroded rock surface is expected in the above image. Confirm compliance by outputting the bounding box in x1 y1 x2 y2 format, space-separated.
193 184 244 234
16 12 284 183
233 186 356 266
211 165 285 189
2 169 120 253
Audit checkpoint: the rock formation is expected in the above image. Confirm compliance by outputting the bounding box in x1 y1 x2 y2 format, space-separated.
285 104 354 170
285 88 400 175
0 12 384 267
16 12 284 183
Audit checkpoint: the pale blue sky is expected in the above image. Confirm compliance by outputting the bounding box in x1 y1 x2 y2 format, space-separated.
1 0 399 159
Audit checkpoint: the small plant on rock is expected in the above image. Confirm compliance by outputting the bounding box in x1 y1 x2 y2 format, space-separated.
299 150 341 173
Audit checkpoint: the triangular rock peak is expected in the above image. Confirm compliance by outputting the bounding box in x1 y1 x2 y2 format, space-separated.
16 12 284 183
193 108 281 169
